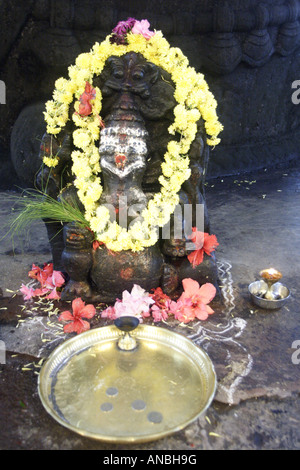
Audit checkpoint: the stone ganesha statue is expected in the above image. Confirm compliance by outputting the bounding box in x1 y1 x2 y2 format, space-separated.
37 51 217 303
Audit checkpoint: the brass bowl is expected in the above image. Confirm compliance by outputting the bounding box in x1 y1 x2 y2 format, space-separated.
38 322 217 443
249 280 290 309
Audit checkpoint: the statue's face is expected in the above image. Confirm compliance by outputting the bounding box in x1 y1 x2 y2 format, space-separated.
96 51 176 121
100 52 159 100
99 123 148 179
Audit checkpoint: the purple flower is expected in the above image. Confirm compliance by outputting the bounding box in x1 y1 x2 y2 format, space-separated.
110 17 137 44
112 17 136 36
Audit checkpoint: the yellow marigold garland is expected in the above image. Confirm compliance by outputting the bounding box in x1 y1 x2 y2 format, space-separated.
43 25 223 252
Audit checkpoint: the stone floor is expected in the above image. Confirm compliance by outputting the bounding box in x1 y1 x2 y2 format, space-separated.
0 159 300 450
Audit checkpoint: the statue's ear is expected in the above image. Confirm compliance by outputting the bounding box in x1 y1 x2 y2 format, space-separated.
146 62 159 84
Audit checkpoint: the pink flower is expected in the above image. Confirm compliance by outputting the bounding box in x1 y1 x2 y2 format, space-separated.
172 299 196 324
187 228 219 268
149 280 216 324
46 288 61 300
31 287 49 297
178 278 216 321
101 305 117 320
131 19 155 39
20 284 35 300
165 299 182 315
116 284 154 320
101 284 154 322
50 270 66 288
21 262 65 300
151 304 169 322
58 298 96 334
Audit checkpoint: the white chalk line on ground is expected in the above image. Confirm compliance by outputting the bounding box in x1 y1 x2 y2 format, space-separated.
188 259 254 406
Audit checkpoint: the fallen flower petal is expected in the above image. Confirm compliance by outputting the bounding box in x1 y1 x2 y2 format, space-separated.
32 287 50 297
80 303 97 319
150 304 169 322
20 284 35 300
46 288 61 300
42 263 54 278
71 297 87 316
103 284 154 321
198 283 217 304
28 264 42 280
51 270 65 288
58 310 74 322
37 263 54 287
150 287 171 308
26 263 65 298
101 305 117 320
63 318 91 334
181 278 202 298
173 299 195 324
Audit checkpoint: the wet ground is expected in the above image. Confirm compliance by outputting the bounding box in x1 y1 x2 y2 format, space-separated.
0 159 300 450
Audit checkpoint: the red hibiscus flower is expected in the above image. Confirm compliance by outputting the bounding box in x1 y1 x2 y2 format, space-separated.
78 81 96 116
187 228 219 268
58 298 96 334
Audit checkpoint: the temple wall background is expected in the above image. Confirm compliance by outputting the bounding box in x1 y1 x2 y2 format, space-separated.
0 0 299 188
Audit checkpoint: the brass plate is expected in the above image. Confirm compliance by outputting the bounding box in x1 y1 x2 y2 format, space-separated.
38 323 217 443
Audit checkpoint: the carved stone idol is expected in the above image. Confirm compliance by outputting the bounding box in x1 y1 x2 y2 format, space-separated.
37 51 218 303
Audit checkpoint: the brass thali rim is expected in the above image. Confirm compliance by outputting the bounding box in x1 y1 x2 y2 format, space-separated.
38 323 217 443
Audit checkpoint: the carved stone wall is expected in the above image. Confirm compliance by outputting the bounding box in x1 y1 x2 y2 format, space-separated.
1 0 299 187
